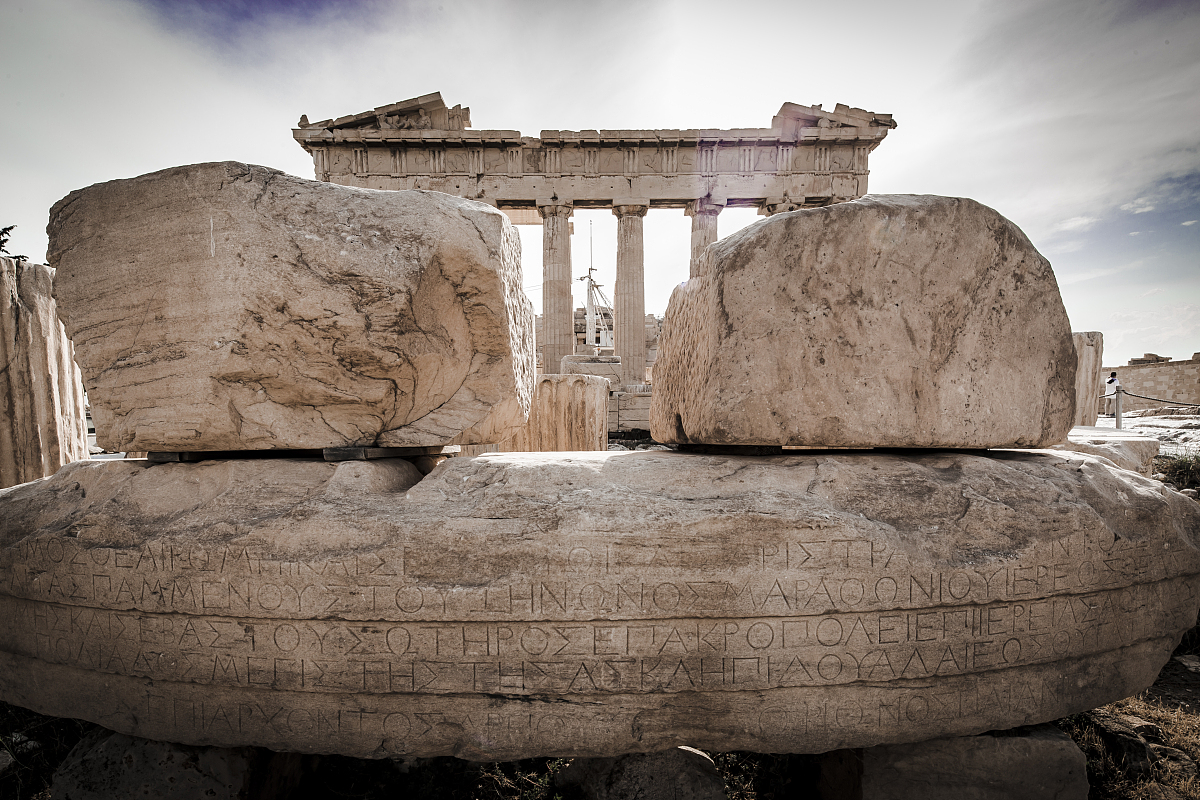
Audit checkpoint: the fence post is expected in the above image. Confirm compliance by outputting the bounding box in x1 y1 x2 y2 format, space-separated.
1115 387 1123 430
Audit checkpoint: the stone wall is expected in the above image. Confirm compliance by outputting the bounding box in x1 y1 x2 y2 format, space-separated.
0 257 88 489
1103 357 1200 412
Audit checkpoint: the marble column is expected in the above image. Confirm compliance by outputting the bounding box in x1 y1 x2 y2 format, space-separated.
537 202 573 374
613 204 648 387
684 199 722 278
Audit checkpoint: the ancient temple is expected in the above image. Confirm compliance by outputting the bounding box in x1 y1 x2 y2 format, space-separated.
292 92 897 385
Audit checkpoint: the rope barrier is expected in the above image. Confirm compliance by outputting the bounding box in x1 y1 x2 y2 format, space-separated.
1095 390 1199 407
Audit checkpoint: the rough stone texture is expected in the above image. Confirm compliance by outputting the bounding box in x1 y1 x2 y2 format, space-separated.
651 195 1076 448
1050 426 1160 476
51 728 306 800
502 374 609 452
1073 332 1103 427
561 355 623 389
1 257 88 489
556 747 725 800
852 725 1088 799
0 449 1197 759
48 162 534 452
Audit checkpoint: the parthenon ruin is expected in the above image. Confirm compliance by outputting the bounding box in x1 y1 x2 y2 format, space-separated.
292 92 896 385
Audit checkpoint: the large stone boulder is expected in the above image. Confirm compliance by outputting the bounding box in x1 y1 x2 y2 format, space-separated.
651 195 1076 448
1 257 89 489
48 162 534 452
0 449 1196 760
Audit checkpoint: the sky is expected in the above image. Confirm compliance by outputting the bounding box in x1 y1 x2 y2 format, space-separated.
2 0 1197 368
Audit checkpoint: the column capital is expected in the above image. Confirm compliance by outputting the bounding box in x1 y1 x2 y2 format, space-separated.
612 204 649 218
685 198 724 217
537 200 573 220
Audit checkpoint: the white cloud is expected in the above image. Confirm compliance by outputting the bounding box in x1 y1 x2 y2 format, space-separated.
1142 287 1164 297
1121 197 1157 214
1184 220 1198 226
1129 231 1141 236
1051 215 1099 233
1046 240 1085 254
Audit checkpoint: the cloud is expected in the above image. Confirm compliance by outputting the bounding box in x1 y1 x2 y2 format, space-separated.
1184 220 1198 226
1129 231 1141 235
1142 287 1164 297
1046 240 1085 254
1052 216 1099 233
1121 197 1157 214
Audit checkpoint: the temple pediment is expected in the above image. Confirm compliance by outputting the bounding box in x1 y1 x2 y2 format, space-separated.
298 92 471 132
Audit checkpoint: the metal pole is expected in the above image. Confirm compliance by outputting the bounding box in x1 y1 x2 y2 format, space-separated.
1115 387 1123 430
585 222 596 354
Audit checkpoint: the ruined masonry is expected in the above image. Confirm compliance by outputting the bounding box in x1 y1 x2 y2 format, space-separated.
0 256 88 489
293 92 896 387
0 162 1197 767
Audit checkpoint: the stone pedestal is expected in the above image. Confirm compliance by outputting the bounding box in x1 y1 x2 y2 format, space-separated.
685 200 722 279
557 747 725 800
0 256 88 489
613 204 648 388
52 728 306 800
539 202 575 381
1 449 1197 760
815 725 1089 800
1073 331 1104 427
502 374 609 452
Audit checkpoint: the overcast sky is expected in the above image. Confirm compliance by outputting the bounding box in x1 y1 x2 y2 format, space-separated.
3 0 1197 367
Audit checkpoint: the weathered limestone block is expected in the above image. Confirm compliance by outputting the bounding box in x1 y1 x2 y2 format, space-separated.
52 728 306 800
502 374 609 452
1073 332 1104 427
1 257 88 489
48 162 534 452
651 195 1076 448
560 355 623 389
1051 426 1160 476
0 449 1197 760
846 725 1088 799
556 747 725 800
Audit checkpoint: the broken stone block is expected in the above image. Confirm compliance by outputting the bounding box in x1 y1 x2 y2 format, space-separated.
1050 427 1160 475
1073 332 1103 427
841 725 1089 799
556 746 725 800
51 728 306 800
1 257 89 488
560 355 623 389
1 449 1197 759
651 195 1076 448
501 374 609 451
48 162 534 452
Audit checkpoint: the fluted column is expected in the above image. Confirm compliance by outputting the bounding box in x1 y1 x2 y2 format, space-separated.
613 204 648 387
684 199 722 278
537 202 573 374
